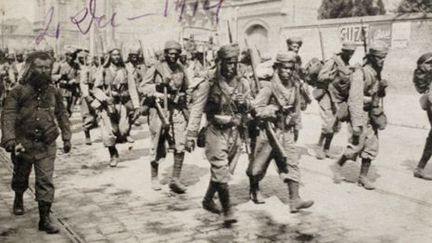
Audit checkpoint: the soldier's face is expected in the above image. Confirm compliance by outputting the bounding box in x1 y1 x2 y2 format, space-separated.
33 58 53 77
371 55 386 69
288 44 301 54
277 62 295 81
341 50 355 62
16 54 23 62
166 49 180 64
422 61 432 73
111 50 122 65
65 54 73 63
221 58 238 79
129 54 138 64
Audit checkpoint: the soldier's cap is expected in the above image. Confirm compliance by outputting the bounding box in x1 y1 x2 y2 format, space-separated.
164 40 182 52
64 46 76 55
341 41 357 51
368 41 389 57
417 52 432 66
217 44 240 60
286 37 303 46
274 51 298 64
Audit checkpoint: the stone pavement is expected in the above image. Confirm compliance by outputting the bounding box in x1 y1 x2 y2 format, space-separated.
1 99 432 242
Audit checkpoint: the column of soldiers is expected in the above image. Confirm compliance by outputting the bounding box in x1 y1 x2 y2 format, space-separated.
3 32 432 233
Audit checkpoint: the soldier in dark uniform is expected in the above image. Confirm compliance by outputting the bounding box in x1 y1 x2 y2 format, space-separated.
140 41 189 193
246 51 314 212
1 51 71 234
412 53 432 180
185 44 253 224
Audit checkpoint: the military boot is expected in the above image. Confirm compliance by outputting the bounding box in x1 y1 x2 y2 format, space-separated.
358 158 375 190
249 178 265 204
38 201 59 234
169 153 187 193
317 132 326 147
150 161 162 191
202 181 221 214
414 168 432 180
287 180 314 213
108 146 119 167
218 183 237 225
13 192 24 215
323 133 334 158
84 130 92 145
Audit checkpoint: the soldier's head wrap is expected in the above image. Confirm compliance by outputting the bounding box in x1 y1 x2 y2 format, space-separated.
274 51 297 64
164 40 182 52
286 37 303 46
341 41 357 51
77 49 89 58
417 52 432 66
20 51 53 83
368 41 389 57
217 44 240 60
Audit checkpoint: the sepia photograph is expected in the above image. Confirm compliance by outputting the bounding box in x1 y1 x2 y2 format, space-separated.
0 0 431 242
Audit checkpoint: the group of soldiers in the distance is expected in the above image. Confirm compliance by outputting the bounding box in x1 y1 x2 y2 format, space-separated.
2 32 432 233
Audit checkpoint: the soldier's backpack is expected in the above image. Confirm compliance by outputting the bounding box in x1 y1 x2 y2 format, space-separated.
303 57 323 87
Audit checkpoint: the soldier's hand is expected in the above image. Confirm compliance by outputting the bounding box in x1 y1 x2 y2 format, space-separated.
15 143 26 156
4 140 16 153
352 126 362 136
185 139 195 153
132 108 141 121
233 93 245 105
63 140 72 153
230 114 242 127
153 92 165 99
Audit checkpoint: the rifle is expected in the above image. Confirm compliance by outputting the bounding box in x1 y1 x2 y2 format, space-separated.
138 40 147 66
317 26 325 60
245 38 288 164
360 19 367 54
227 21 233 44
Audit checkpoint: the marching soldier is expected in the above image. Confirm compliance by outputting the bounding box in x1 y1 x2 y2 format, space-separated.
246 51 314 213
78 50 98 145
1 51 71 234
140 40 189 193
92 47 141 167
332 41 389 190
185 44 253 224
412 53 432 180
315 42 357 159
52 48 80 117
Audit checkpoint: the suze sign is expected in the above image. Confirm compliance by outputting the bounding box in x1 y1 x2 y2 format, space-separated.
339 24 368 44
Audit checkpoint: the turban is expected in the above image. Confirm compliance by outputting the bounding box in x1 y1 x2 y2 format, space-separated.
217 44 240 60
341 41 357 51
128 46 140 55
417 52 432 66
77 49 89 58
164 41 182 52
369 41 389 57
274 51 297 64
286 37 303 46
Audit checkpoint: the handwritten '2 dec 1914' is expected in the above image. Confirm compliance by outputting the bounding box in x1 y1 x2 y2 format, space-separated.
35 0 224 45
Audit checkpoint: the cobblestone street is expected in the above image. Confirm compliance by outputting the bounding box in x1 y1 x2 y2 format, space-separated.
2 100 432 243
